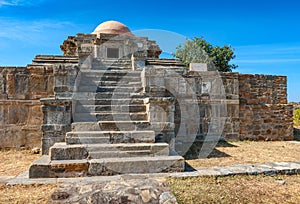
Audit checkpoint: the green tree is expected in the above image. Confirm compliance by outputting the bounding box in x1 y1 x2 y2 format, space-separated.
174 37 238 72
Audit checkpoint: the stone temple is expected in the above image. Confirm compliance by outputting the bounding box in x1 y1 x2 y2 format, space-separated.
0 20 294 178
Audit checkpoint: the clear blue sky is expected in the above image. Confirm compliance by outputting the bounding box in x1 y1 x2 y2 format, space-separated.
0 0 299 101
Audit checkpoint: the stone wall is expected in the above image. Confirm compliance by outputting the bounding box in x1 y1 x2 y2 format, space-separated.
239 74 293 140
0 65 54 149
0 62 294 150
142 69 293 143
142 67 241 156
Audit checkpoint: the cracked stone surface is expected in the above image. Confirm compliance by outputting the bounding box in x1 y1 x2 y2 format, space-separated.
49 177 177 204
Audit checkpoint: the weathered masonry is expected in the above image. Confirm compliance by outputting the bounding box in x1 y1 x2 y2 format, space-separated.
0 21 293 177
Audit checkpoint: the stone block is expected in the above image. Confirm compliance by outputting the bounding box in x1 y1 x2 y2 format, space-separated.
189 63 208 72
50 143 88 160
50 159 89 178
15 73 29 95
29 155 50 178
88 156 184 176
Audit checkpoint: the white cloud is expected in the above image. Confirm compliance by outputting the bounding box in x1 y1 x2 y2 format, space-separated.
0 0 44 7
234 43 300 64
0 18 77 45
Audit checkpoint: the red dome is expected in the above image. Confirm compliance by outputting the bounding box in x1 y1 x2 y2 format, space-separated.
92 20 133 36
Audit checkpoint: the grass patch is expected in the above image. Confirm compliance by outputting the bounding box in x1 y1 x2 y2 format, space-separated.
168 174 300 204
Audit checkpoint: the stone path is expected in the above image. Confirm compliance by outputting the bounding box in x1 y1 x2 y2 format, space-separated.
3 161 300 185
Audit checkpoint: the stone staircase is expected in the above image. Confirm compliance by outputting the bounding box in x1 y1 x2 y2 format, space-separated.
30 59 184 178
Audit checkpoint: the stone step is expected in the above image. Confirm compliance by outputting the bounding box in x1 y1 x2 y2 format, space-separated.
80 69 141 76
91 67 133 71
97 86 142 93
50 143 169 160
98 81 142 87
77 80 140 88
75 105 146 113
76 80 143 92
95 98 145 105
95 92 131 99
99 121 152 131
87 143 168 152
92 61 132 65
92 62 132 66
72 92 143 100
77 80 142 87
36 155 184 178
73 112 148 122
72 113 98 122
66 137 110 145
72 121 151 131
78 76 139 83
79 75 141 82
75 86 98 92
73 92 131 99
75 86 142 93
92 59 131 64
88 150 158 159
71 121 174 132
89 155 184 176
73 98 145 106
66 131 155 144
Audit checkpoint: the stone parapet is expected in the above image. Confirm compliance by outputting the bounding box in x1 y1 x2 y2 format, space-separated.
32 55 78 64
0 65 54 100
239 74 287 105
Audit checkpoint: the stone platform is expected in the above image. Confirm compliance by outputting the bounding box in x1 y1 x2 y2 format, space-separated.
30 60 185 178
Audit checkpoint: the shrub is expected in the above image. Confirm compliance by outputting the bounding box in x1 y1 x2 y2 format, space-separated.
293 109 300 126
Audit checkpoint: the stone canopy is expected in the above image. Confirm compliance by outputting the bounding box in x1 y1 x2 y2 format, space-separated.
60 20 162 60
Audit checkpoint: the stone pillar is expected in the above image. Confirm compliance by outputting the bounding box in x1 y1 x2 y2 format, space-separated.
142 67 176 152
132 52 146 71
76 34 96 70
53 64 79 98
146 97 175 143
41 98 72 155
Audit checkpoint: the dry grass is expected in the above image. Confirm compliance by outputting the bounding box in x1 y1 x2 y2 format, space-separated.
168 174 300 204
0 150 57 203
187 141 300 168
0 150 40 176
0 183 58 204
0 142 299 203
